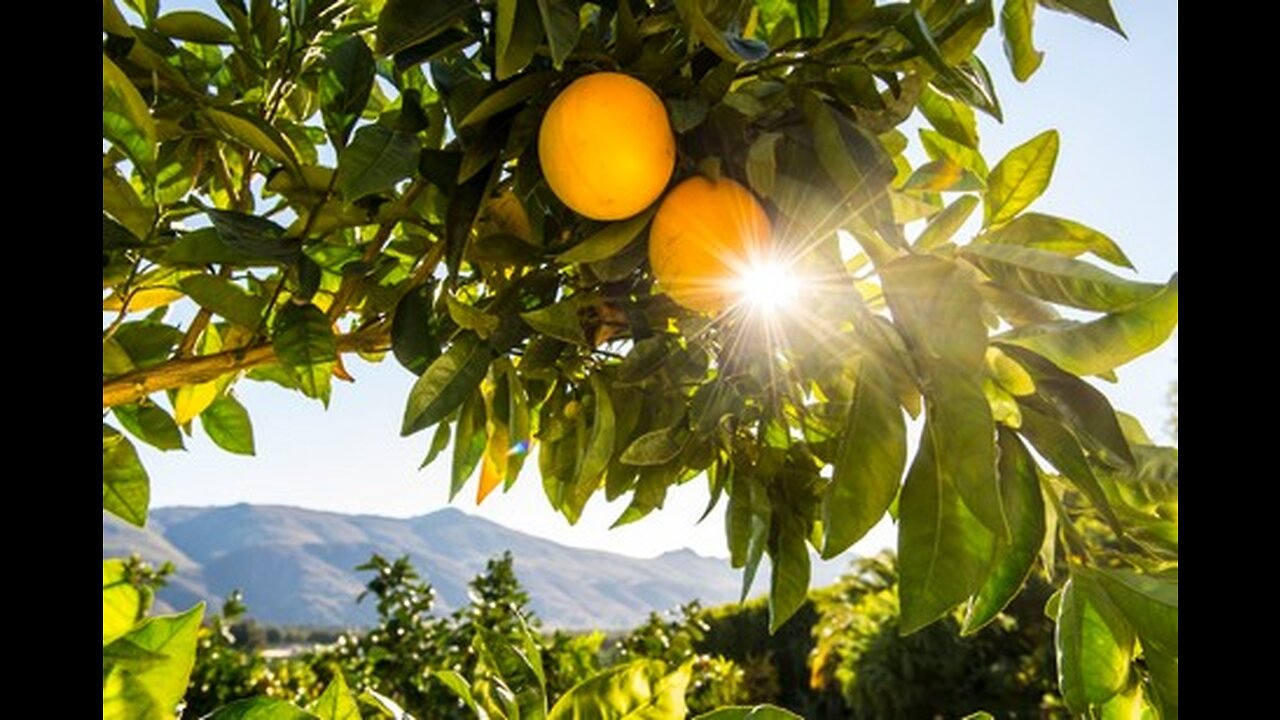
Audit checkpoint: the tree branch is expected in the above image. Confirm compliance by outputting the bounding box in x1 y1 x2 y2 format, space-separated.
102 327 390 409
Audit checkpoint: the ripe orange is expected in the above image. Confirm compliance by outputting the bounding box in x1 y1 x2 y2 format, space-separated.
538 73 676 221
648 176 773 314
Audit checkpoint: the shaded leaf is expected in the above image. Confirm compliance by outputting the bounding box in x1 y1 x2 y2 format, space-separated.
495 0 542 80
558 207 656 264
821 360 906 558
319 36 376 146
1091 566 1178 657
154 11 234 43
337 124 421 200
207 209 300 263
402 333 493 435
377 0 475 55
114 402 184 452
459 72 553 128
446 294 500 338
521 298 588 345
1041 0 1126 37
620 426 685 466
201 698 317 719
1016 403 1121 531
768 512 811 632
201 394 255 456
392 282 440 375
452 390 487 498
206 107 301 173
271 303 336 403
694 706 804 720
963 428 1045 633
897 423 996 635
536 0 580 69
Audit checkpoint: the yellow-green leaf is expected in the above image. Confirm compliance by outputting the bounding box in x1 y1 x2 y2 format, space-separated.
984 129 1059 227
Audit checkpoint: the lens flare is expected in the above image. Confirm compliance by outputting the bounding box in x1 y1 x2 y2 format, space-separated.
734 260 801 313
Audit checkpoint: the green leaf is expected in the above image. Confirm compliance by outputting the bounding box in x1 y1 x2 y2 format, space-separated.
103 604 204 720
308 673 360 720
558 207 656 264
319 36 376 146
446 294 500 338
521 298 588 345
768 512 811 632
205 107 301 173
564 374 616 523
179 274 266 328
495 0 542 80
1041 0 1126 37
821 360 906 558
103 559 144 645
1056 572 1135 712
984 129 1058 227
897 423 996 635
536 0 581 69
153 11 234 43
963 244 1159 312
694 706 804 720
915 195 979 250
920 128 989 177
1001 0 1043 81
392 282 441 375
620 426 685 466
114 402 184 451
337 124 421 200
376 0 475 55
103 424 150 527
402 333 494 435
881 256 1004 535
201 698 318 719
1002 274 1178 377
451 390 487 498
918 86 979 149
800 91 896 209
460 72 552 128
201 394 255 456
982 212 1132 268
746 132 782 198
674 0 768 63
206 209 300 263
1000 345 1134 467
272 303 336 403
548 660 690 720
962 428 1045 633
1016 404 1121 531
103 54 156 176
902 159 984 192
432 670 480 715
1090 566 1178 657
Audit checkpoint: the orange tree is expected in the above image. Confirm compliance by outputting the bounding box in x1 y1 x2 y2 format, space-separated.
103 0 1178 717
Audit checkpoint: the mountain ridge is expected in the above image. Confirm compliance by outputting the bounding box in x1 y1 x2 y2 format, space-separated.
103 504 848 629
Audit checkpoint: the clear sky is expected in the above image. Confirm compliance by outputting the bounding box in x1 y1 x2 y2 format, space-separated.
139 2 1178 560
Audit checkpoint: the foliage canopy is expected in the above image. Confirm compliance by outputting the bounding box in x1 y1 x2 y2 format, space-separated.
103 0 1178 716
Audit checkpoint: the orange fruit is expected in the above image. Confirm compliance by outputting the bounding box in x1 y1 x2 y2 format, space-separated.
538 72 676 221
648 176 773 314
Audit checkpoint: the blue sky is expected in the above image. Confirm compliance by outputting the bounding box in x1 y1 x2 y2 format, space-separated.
137 2 1178 560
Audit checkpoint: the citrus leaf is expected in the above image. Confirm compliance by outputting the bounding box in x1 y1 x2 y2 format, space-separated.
103 604 204 720
459 71 553 128
915 195 979 250
1041 0 1126 37
495 0 542 80
307 673 360 720
548 660 689 720
962 244 1159 311
521 298 588 345
982 212 1132 268
205 107 301 173
821 360 906 558
984 129 1058 226
271 303 336 404
103 559 145 646
1001 274 1178 377
918 86 979 149
103 54 156 175
1055 572 1134 712
402 333 493 435
557 207 656 264
620 426 685 466
179 274 266 328
337 124 421 200
962 428 1045 633
103 424 150 527
536 0 580 69
201 394 255 456
113 402 184 452
154 10 235 43
376 0 475 55
1000 0 1043 81
319 35 376 146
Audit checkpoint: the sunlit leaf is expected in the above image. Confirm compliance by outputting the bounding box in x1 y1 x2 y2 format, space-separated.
985 129 1058 227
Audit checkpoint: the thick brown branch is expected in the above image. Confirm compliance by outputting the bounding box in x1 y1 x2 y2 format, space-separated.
102 327 390 409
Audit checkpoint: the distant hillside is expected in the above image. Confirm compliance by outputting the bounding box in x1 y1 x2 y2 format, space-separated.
103 505 851 629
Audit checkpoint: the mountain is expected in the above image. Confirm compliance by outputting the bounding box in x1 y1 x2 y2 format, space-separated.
102 505 851 630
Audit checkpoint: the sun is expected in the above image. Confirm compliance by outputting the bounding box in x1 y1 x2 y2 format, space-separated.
732 258 801 314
